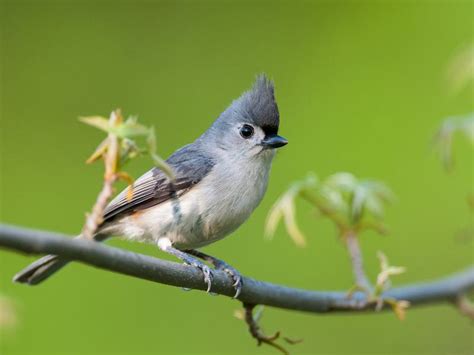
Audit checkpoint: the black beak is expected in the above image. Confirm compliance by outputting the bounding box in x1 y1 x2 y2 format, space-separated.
261 134 288 149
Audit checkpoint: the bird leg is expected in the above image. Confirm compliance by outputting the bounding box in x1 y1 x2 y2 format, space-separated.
185 249 243 299
157 239 213 293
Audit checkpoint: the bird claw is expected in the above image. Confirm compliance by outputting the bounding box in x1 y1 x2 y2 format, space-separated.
215 262 243 298
201 265 214 293
186 261 214 293
181 250 243 298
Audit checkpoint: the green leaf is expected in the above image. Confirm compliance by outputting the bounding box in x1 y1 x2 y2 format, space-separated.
151 153 175 180
434 114 474 170
85 138 109 164
460 115 474 143
364 194 384 218
268 172 394 243
446 44 474 94
265 182 308 247
375 251 406 292
325 172 358 192
146 126 175 180
116 117 150 138
351 184 369 222
79 116 113 134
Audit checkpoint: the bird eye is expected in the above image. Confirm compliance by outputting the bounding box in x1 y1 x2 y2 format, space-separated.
239 124 254 139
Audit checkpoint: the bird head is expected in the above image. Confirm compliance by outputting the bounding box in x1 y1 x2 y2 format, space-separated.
203 74 288 159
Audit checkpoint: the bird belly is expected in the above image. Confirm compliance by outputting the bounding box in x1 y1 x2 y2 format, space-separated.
112 158 271 250
112 187 233 249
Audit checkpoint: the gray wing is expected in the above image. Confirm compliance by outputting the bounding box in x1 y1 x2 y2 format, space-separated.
102 144 215 222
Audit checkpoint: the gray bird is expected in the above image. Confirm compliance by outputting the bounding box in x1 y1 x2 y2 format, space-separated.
14 74 287 297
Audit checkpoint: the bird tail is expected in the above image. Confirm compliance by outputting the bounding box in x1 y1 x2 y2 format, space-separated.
13 254 69 285
13 233 108 285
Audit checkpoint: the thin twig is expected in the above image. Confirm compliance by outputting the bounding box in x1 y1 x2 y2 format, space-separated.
81 110 121 239
2 224 474 315
243 303 290 355
343 230 372 292
455 294 474 320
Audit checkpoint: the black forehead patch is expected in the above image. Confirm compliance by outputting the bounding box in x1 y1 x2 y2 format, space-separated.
261 124 278 136
239 74 280 133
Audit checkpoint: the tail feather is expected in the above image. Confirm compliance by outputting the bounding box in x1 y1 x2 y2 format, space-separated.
13 233 108 285
13 255 69 285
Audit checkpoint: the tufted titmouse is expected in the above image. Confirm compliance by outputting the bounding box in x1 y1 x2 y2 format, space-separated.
14 74 287 297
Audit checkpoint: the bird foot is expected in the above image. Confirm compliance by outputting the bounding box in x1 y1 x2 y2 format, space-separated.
158 240 215 293
182 259 214 293
184 249 243 298
213 260 243 299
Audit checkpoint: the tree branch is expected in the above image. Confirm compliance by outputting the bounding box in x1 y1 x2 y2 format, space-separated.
1 223 473 314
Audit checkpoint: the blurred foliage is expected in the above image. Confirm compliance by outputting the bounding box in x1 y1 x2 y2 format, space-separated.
266 172 394 245
446 44 474 95
373 252 409 320
436 42 474 245
433 114 474 171
267 173 408 321
79 109 174 238
81 111 174 179
0 295 17 330
374 252 406 297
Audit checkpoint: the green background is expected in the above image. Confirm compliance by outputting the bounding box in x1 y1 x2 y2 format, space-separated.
1 0 473 354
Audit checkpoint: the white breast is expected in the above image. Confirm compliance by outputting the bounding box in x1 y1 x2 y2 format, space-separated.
112 152 274 250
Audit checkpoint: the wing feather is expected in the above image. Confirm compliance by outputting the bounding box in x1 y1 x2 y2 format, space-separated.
102 144 215 222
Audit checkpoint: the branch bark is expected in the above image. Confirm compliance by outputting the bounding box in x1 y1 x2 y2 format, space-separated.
343 231 372 292
1 223 473 314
